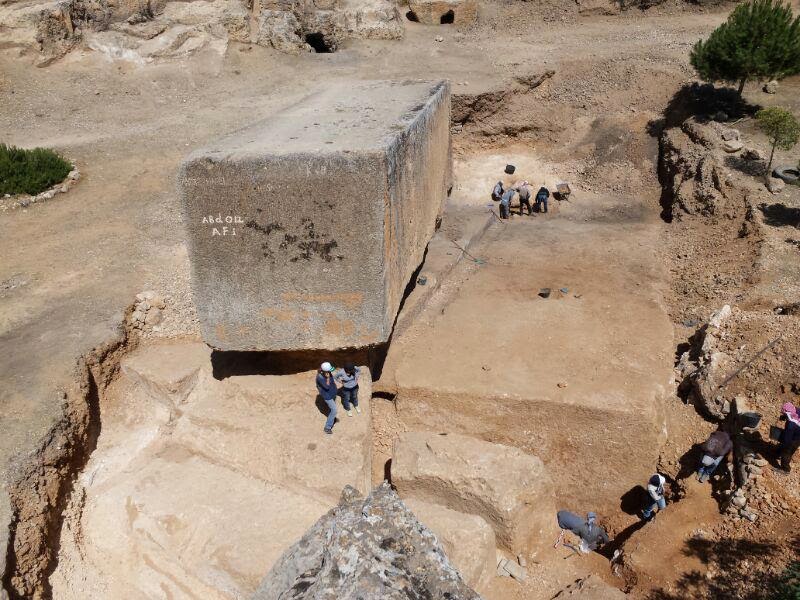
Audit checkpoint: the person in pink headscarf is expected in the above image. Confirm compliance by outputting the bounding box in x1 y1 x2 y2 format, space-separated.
777 402 800 473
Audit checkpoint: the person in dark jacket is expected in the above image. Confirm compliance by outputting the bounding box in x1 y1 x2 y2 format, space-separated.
697 430 733 483
316 361 338 434
335 363 361 417
554 510 609 553
535 186 550 213
777 402 800 473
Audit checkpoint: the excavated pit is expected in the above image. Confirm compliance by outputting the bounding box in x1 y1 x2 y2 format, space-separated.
3 102 689 600
47 340 374 598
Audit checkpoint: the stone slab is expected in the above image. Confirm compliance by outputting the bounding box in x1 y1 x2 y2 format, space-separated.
179 80 451 351
392 431 557 552
404 497 496 593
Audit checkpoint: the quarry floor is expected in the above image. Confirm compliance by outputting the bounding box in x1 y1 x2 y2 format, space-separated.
2 2 800 599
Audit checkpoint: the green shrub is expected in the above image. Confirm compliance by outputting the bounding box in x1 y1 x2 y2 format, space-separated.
690 0 800 95
0 144 72 196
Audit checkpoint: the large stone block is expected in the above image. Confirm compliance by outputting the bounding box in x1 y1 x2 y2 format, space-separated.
404 498 496 594
179 80 451 351
392 432 557 553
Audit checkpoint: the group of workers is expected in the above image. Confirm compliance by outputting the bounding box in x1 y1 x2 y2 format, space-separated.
491 179 551 219
315 361 361 434
555 402 800 556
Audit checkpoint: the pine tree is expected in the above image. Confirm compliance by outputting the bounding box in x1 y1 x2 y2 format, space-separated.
690 0 800 95
755 107 800 180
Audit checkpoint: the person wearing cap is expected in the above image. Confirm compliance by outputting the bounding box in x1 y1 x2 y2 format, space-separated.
776 402 800 473
642 473 667 521
554 510 609 554
516 181 532 216
316 362 338 434
335 363 361 417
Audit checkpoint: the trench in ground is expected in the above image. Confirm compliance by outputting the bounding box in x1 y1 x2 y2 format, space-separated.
4 144 702 598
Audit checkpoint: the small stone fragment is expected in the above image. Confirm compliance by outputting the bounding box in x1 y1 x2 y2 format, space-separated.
723 140 743 153
145 307 163 325
767 178 785 194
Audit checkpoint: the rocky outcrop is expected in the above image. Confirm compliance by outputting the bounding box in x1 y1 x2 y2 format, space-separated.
676 305 733 420
252 483 482 600
5 0 403 64
659 118 732 219
253 0 403 54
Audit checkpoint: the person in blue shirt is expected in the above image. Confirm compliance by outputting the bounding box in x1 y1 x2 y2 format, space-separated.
316 362 338 434
500 187 516 219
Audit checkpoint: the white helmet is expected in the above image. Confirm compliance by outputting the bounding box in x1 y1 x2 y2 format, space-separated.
320 361 334 372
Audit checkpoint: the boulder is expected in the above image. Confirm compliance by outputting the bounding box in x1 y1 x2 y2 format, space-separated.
407 0 477 25
342 0 404 39
723 139 743 153
254 10 310 53
767 177 785 194
720 128 739 141
763 80 779 94
252 484 481 600
391 432 556 552
179 80 450 351
404 498 496 593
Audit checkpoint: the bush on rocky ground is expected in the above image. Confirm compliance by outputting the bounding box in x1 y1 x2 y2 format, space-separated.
0 144 72 196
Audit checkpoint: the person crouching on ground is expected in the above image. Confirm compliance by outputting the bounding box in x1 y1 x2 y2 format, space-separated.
491 180 504 202
316 362 338 435
554 510 609 554
776 402 800 473
642 473 667 521
500 187 516 219
535 185 550 213
336 363 361 417
516 181 532 216
697 429 733 483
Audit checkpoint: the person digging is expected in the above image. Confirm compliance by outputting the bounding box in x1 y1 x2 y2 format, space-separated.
554 510 609 555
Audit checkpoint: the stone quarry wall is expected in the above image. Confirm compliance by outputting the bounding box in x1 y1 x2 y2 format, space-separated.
179 80 451 352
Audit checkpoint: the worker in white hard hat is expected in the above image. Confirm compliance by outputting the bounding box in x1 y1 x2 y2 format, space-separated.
316 362 338 434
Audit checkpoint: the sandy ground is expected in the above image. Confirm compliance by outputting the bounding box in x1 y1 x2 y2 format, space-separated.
0 3 722 486
50 342 372 598
2 1 800 598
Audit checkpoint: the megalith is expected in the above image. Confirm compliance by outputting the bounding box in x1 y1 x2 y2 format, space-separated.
179 80 451 351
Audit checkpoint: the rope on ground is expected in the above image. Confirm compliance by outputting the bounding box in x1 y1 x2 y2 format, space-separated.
449 239 486 265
